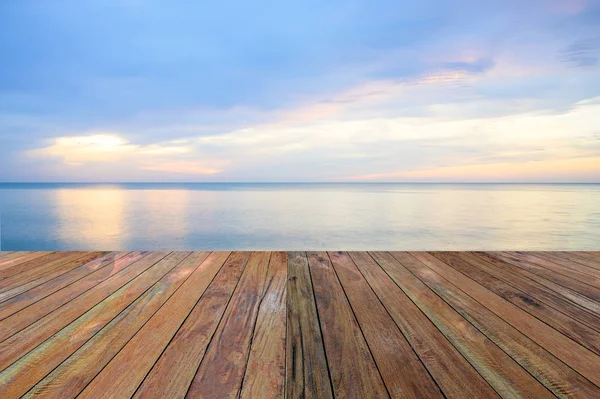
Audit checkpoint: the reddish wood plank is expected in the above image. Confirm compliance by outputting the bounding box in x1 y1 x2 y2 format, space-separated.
240 252 287 399
561 252 600 271
0 251 107 303
0 252 142 321
371 251 553 399
78 252 230 399
286 251 333 399
0 252 191 398
185 251 271 399
0 253 50 273
24 252 210 398
432 252 600 355
510 252 600 288
0 252 152 342
308 251 388 398
0 252 83 285
457 252 600 332
348 252 499 399
406 252 600 398
478 252 600 316
329 251 442 398
0 252 171 371
133 252 250 399
410 252 600 387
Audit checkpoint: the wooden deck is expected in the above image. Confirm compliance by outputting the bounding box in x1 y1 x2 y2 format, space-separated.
0 251 599 398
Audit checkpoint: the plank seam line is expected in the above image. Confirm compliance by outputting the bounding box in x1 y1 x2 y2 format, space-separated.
75 252 217 398
237 251 273 396
306 251 336 397
367 251 502 398
325 252 390 398
128 251 234 399
0 252 95 298
536 252 600 280
414 252 600 391
18 251 195 396
0 252 58 282
0 252 139 323
400 252 557 397
466 252 600 336
0 251 165 345
181 252 253 399
347 252 447 399
0 251 173 373
481 252 600 330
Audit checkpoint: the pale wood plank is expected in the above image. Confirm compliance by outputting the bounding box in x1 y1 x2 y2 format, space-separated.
78 252 230 399
133 252 249 399
240 252 287 399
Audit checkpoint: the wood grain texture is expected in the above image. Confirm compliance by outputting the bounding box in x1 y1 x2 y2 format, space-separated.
407 252 600 398
348 251 499 399
240 251 287 399
431 252 600 355
0 252 87 288
78 251 230 399
329 251 443 399
308 251 388 398
133 252 250 399
0 252 190 399
411 253 600 388
0 252 170 372
0 252 144 322
372 251 553 399
477 252 600 316
0 251 598 398
0 252 50 274
286 251 333 399
185 251 271 399
454 252 600 332
23 252 206 398
0 252 107 303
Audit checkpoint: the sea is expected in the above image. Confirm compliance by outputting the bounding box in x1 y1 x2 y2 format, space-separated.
0 183 598 250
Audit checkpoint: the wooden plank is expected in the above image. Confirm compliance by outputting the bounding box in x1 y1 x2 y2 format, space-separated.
239 252 287 399
458 252 600 332
329 251 442 398
410 252 600 387
23 252 211 398
0 252 77 282
0 252 191 398
185 251 271 399
308 251 388 398
0 251 107 303
432 252 600 355
0 252 141 321
370 251 553 399
561 252 600 271
0 251 171 371
511 252 600 287
0 252 15 258
133 252 250 399
0 253 50 273
286 251 333 399
406 252 600 398
479 252 600 316
78 252 230 399
348 252 498 399
0 252 152 342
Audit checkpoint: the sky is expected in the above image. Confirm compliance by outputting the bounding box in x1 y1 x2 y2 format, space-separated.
1 0 599 182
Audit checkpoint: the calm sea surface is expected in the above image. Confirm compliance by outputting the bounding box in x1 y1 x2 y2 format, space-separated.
0 183 599 250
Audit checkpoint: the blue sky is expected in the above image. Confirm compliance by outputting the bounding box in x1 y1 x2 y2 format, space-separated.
1 0 599 182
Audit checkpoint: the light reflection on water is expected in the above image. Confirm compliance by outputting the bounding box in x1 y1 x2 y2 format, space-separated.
0 183 599 250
